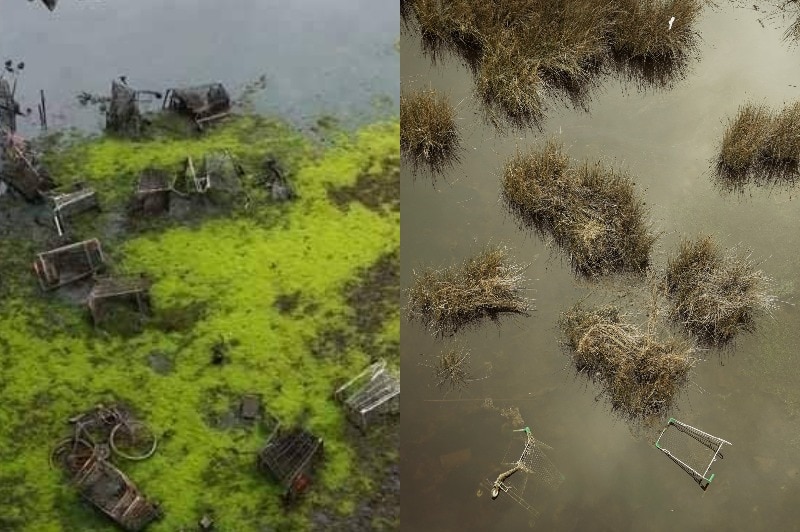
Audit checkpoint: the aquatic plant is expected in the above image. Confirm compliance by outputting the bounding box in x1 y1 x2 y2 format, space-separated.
560 304 696 421
501 139 655 277
404 0 704 128
406 245 530 337
716 101 800 189
400 87 461 177
665 235 774 347
0 113 399 531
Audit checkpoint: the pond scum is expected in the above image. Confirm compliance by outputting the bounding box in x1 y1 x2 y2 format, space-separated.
0 112 399 530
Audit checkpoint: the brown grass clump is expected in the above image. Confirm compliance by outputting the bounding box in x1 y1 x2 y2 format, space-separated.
406 246 530 337
611 0 702 87
560 304 695 420
404 0 704 128
665 235 774 347
501 139 655 277
716 102 800 189
401 87 462 177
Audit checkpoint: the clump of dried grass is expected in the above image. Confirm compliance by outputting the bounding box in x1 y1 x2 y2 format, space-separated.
406 246 530 337
612 0 701 61
501 139 655 277
665 235 775 347
404 0 704 128
716 102 800 189
560 304 696 420
401 87 462 177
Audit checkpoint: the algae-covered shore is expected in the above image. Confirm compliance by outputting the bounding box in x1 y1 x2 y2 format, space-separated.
0 110 399 530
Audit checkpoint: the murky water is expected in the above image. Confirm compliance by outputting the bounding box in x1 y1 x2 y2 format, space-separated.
401 4 800 531
1 0 399 134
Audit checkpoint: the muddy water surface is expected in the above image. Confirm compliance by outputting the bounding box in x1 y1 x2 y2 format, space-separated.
402 4 800 531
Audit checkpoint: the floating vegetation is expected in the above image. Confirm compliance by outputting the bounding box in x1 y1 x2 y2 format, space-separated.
665 235 775 347
400 87 461 177
611 0 702 89
407 246 530 337
0 113 400 531
403 0 702 128
501 139 655 277
421 345 490 394
560 304 696 421
716 101 800 189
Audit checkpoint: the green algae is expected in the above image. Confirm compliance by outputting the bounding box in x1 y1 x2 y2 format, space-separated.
0 113 399 531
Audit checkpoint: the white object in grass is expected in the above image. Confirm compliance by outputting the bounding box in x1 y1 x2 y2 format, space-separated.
669 16 675 30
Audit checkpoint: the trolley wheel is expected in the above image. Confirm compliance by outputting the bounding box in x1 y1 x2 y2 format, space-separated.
110 421 157 460
50 437 95 475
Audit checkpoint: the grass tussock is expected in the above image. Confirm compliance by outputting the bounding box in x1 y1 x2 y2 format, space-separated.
404 0 702 128
611 0 702 87
400 87 462 177
501 139 655 277
407 246 530 337
665 235 774 347
560 304 695 420
716 102 800 189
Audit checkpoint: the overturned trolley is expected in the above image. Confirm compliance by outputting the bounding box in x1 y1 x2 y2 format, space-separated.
87 276 151 327
178 151 243 196
162 83 230 129
655 418 731 491
50 187 99 236
34 239 105 290
72 455 161 531
257 428 323 503
334 359 399 431
134 168 175 215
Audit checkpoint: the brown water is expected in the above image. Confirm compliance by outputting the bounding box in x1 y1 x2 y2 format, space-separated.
401 4 800 531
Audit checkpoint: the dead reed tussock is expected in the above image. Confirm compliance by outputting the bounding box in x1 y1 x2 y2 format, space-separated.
716 102 800 189
560 304 695 420
501 139 655 277
613 0 701 59
404 0 704 127
406 246 531 337
401 88 462 177
665 235 775 347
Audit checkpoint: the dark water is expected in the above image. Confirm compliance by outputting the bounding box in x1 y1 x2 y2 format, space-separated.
401 4 800 531
1 0 399 134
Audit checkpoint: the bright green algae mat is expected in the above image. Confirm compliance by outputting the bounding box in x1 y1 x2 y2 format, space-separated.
0 114 399 531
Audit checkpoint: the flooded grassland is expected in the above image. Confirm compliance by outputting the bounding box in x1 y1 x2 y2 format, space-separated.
402 1 800 531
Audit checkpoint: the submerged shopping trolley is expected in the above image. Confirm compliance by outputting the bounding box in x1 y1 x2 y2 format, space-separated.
334 359 399 431
655 418 731 491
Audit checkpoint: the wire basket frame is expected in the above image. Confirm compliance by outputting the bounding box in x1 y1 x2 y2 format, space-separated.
334 359 399 430
655 418 731 490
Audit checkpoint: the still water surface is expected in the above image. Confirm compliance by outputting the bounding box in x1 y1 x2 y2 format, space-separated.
1 0 399 133
402 4 800 531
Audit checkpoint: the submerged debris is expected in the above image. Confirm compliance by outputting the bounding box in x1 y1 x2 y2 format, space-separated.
87 275 151 329
50 404 160 531
0 129 55 201
502 139 654 277
400 87 461 177
407 245 530 337
665 235 774 347
163 83 231 129
334 359 399 431
257 428 324 503
33 238 105 291
560 304 695 421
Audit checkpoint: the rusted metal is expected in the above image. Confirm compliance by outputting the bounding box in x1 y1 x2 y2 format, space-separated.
33 238 105 291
